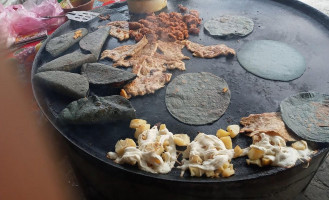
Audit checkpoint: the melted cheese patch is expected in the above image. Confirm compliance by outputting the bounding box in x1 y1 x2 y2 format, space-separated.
107 126 177 174
249 133 315 168
179 133 235 178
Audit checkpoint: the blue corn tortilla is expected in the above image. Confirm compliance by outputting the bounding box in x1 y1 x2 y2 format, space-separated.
81 63 136 85
79 26 111 59
59 95 136 124
34 71 89 99
237 40 306 81
204 15 254 39
46 28 88 57
37 50 97 73
165 72 231 125
280 92 329 143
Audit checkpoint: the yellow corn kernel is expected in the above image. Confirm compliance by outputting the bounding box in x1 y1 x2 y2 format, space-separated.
233 145 243 158
189 167 204 177
227 125 240 138
130 119 147 129
190 155 203 164
159 124 166 130
261 157 272 166
120 89 129 99
134 124 150 139
205 170 215 178
248 147 264 160
115 138 136 156
222 162 230 169
292 140 307 150
161 152 170 162
222 167 235 178
220 136 233 149
246 159 262 167
173 134 190 146
216 129 230 138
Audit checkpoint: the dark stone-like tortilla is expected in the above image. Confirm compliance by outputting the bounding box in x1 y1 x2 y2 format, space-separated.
81 63 136 85
46 28 88 57
59 95 136 124
37 50 97 73
237 40 306 81
204 15 254 39
165 72 231 125
79 26 111 59
34 71 89 99
280 92 329 143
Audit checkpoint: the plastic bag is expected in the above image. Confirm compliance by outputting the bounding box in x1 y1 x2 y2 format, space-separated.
1 0 65 47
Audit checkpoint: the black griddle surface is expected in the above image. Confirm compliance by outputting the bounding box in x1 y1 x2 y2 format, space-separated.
32 0 329 183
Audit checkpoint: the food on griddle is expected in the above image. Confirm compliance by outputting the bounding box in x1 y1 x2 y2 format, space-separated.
165 72 231 125
173 134 190 146
37 50 97 72
178 4 188 13
128 10 201 42
46 28 88 57
157 40 190 60
106 21 130 41
107 120 177 174
113 42 158 67
245 133 316 168
179 133 237 178
101 36 148 62
227 125 240 138
120 70 172 99
79 26 111 59
73 30 83 39
204 16 254 39
240 112 296 141
81 63 136 85
34 71 89 99
59 95 136 124
280 92 329 143
237 40 306 81
183 40 236 58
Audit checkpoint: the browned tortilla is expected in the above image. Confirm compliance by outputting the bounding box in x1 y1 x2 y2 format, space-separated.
240 112 296 141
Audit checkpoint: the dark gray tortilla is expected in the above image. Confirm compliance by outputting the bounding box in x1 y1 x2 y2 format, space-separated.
34 71 89 99
37 50 97 73
237 40 306 81
81 63 136 85
280 92 329 143
46 28 88 57
79 26 111 59
204 15 254 38
165 72 231 125
59 95 136 124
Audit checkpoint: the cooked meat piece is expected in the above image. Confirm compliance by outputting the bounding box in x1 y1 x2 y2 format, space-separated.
113 42 159 67
109 26 130 41
101 36 148 62
240 112 296 142
131 55 185 75
107 21 129 29
157 40 190 60
183 40 236 58
129 22 144 30
98 14 110 21
129 11 201 42
121 70 172 99
178 4 188 13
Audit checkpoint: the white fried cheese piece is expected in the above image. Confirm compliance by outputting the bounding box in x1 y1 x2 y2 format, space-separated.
247 133 316 168
107 126 177 174
179 133 235 178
